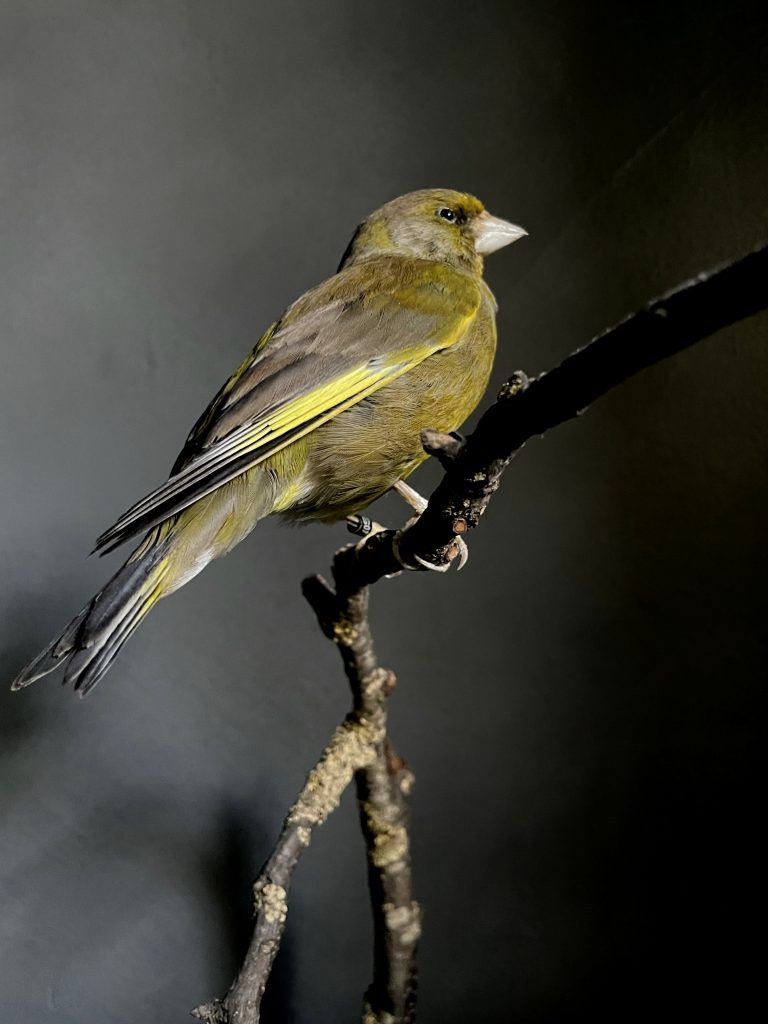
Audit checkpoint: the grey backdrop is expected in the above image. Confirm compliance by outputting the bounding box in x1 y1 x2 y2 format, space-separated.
1 2 766 1022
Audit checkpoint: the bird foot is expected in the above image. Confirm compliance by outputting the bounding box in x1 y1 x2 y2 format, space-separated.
392 480 470 571
410 537 469 571
391 526 468 572
346 480 470 573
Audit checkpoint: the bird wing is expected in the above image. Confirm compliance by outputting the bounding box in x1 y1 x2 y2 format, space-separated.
93 257 481 554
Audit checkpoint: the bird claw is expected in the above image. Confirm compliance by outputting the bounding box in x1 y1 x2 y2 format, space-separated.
393 529 469 573
454 536 469 571
411 535 469 572
412 553 451 573
395 478 470 569
350 481 470 573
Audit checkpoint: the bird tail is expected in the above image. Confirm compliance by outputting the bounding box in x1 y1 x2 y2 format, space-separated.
11 542 171 697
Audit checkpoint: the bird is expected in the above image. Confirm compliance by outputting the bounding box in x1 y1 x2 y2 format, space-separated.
11 188 526 696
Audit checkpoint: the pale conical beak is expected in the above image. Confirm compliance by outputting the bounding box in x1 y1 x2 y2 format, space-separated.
472 211 527 255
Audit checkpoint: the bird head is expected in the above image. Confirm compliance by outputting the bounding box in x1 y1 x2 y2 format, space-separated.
338 189 526 275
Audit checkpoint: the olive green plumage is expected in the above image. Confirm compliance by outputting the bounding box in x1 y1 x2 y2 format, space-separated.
11 189 525 695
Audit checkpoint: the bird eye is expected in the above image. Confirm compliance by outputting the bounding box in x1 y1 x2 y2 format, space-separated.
438 207 456 222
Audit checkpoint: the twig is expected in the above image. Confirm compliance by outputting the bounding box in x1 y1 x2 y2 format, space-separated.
357 737 419 1024
304 573 420 1023
337 242 768 587
193 242 767 1022
192 578 416 1023
191 710 382 1023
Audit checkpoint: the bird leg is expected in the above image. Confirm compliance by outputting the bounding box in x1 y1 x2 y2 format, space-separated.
392 479 469 572
345 481 428 541
392 479 428 516
346 513 390 547
345 481 469 572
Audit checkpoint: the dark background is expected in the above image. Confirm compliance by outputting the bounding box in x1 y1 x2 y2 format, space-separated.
1 2 766 1021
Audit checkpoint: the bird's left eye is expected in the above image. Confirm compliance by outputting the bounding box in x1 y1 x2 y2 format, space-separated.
438 208 456 222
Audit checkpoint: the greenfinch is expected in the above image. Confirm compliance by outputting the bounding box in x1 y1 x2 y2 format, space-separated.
12 189 525 695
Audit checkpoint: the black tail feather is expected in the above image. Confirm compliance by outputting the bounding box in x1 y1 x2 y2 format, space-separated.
10 601 95 690
10 545 168 696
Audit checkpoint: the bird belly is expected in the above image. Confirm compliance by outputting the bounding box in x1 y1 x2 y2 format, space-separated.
278 300 497 523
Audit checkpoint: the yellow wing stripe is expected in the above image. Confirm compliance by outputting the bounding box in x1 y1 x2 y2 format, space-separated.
99 359 417 544
95 306 476 549
114 364 385 524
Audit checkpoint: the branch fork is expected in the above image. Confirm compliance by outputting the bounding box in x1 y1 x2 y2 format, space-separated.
193 243 767 1024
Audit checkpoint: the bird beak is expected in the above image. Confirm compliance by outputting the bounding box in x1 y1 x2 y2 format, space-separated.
472 211 527 255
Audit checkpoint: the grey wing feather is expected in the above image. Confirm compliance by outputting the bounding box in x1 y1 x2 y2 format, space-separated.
92 258 472 554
